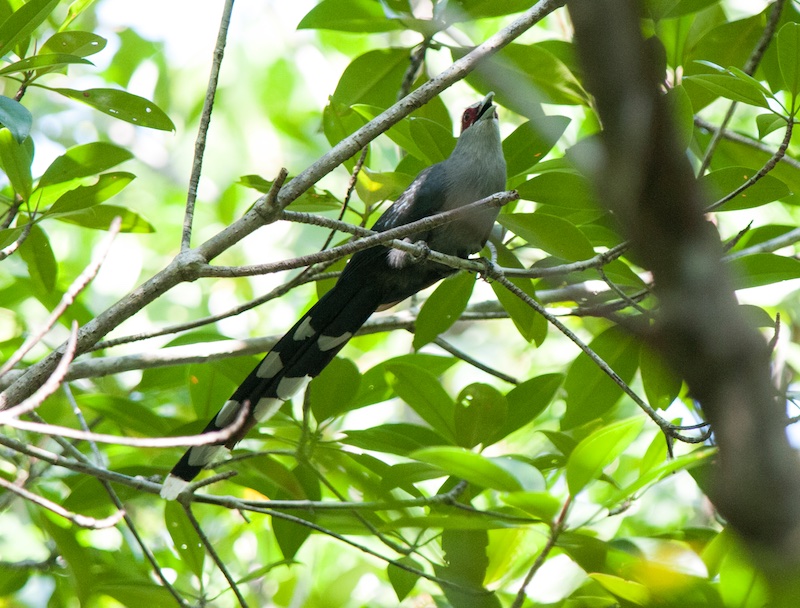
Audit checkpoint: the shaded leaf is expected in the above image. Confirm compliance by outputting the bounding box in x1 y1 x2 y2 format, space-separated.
164 502 205 579
387 362 456 441
454 383 507 448
39 142 133 187
700 166 792 211
41 30 106 57
18 222 56 292
517 171 599 209
0 53 92 76
562 327 640 429
728 253 800 290
413 271 475 349
51 87 175 130
0 0 60 59
490 373 564 443
566 417 645 494
388 557 422 602
0 95 32 143
778 22 800 99
309 356 361 421
0 128 32 198
53 204 155 232
342 423 452 456
46 172 134 215
499 212 595 261
410 447 522 492
503 115 570 178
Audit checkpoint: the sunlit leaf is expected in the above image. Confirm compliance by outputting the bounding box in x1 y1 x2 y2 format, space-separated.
51 87 175 130
0 0 60 59
0 95 32 143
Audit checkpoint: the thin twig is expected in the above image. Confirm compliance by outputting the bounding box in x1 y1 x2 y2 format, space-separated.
202 191 518 278
706 119 793 212
0 475 125 529
180 502 249 608
697 0 787 174
694 116 800 171
433 336 519 384
0 217 32 260
0 322 79 422
511 496 572 608
1 216 121 377
486 264 705 444
1 399 249 448
182 0 235 251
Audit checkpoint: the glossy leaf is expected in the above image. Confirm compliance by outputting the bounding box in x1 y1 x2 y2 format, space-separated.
517 171 599 209
331 48 409 108
454 383 507 448
566 417 645 494
489 373 563 443
439 529 501 608
0 95 32 143
164 502 205 579
298 0 403 32
591 573 650 605
683 73 769 109
18 223 57 292
490 242 547 344
502 491 562 521
0 128 32 199
728 253 800 290
701 166 791 211
53 204 155 232
388 557 422 601
40 30 107 57
46 172 135 215
503 115 570 178
408 117 455 164
756 113 787 139
39 142 134 187
387 362 456 441
644 0 721 19
0 53 92 76
0 0 60 59
410 447 522 492
51 87 175 131
778 22 800 99
413 271 475 349
562 326 640 429
309 356 361 421
342 423 452 456
498 212 595 261
640 346 681 411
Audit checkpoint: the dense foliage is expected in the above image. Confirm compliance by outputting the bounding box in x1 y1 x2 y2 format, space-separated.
2 0 800 606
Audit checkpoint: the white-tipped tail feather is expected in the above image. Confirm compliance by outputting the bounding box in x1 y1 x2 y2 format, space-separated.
161 475 189 500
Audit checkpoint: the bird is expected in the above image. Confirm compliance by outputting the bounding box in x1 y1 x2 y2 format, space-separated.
161 92 507 500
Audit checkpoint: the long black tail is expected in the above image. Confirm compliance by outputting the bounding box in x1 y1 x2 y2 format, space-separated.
161 277 384 499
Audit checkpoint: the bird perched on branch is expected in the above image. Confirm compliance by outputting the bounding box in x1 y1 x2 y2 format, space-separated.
161 92 507 500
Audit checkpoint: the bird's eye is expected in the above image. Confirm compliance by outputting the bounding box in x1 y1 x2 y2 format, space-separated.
461 107 478 133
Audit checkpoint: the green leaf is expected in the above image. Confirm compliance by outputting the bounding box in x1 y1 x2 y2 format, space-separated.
51 87 175 131
53 204 155 232
0 128 32 198
498 212 595 261
0 95 32 142
491 373 563 443
351 353 457 409
298 0 403 32
387 362 456 441
443 0 539 21
683 73 769 108
238 175 341 212
410 447 522 492
0 53 92 76
413 271 475 349
331 48 409 108
502 115 570 178
590 573 650 605
342 423 451 456
40 31 106 57
756 113 787 139
490 243 547 344
778 22 800 100
309 357 361 421
388 557 422 601
562 326 640 429
0 0 60 59
164 502 205 579
502 491 562 521
701 167 792 212
46 172 134 215
639 347 681 410
408 117 455 164
517 171 599 209
728 253 800 289
455 43 590 114
356 168 412 205
645 0 721 19
566 417 645 494
438 529 501 608
454 383 507 448
18 222 56 292
39 142 134 187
